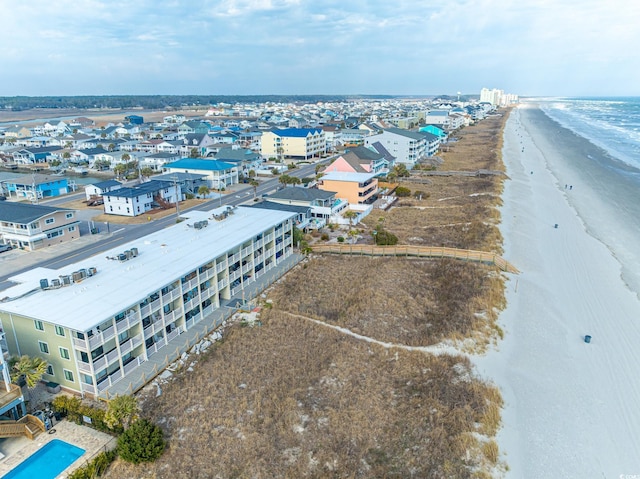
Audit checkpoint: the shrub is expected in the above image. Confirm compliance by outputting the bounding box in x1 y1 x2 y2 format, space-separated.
68 450 116 479
395 186 411 197
117 419 166 464
320 233 329 241
185 193 195 200
374 229 398 246
337 236 345 243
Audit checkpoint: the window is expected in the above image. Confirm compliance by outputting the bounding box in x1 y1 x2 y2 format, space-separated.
59 347 70 360
63 370 74 382
55 325 65 336
34 320 44 331
39 341 49 354
68 226 76 232
46 365 54 376
45 218 55 224
65 213 74 219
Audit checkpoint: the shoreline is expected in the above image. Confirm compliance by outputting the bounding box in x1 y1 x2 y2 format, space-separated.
475 105 640 478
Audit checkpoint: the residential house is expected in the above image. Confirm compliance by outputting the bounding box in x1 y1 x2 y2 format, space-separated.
140 152 181 172
0 202 80 250
180 134 217 157
260 128 326 161
419 124 448 142
125 115 144 125
73 147 110 165
1 175 70 201
12 146 62 165
248 201 315 231
364 127 428 169
84 180 122 202
265 187 347 225
318 171 378 205
212 147 263 176
321 125 342 152
102 181 179 217
0 206 297 398
148 172 208 198
325 146 390 177
177 121 210 136
163 158 238 190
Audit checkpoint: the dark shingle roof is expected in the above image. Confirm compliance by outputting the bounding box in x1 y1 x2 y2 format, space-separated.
248 201 311 214
0 202 72 224
102 181 174 198
88 179 122 189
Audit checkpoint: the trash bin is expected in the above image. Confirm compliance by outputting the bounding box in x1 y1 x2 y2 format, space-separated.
584 335 592 343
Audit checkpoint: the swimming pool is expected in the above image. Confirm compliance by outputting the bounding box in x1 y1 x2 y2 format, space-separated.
1 439 85 479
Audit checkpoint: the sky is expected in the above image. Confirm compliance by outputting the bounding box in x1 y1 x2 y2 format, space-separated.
1 0 639 97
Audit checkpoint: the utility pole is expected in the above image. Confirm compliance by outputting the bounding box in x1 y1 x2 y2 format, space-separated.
174 177 180 219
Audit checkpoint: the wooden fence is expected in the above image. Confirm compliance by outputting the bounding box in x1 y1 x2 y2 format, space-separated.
310 244 519 273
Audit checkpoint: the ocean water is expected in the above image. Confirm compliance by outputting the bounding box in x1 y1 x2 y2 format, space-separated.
539 97 640 172
522 98 640 298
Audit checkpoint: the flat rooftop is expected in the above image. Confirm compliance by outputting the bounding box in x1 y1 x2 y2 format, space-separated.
0 206 294 332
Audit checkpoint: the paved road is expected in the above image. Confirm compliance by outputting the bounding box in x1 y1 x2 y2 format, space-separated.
0 159 330 288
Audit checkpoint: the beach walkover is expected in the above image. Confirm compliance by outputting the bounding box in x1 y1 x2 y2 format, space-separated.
310 244 519 273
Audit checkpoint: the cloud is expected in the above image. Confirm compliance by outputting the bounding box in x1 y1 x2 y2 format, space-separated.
0 0 638 96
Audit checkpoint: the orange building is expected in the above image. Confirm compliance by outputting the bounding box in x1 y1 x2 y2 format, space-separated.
318 171 378 205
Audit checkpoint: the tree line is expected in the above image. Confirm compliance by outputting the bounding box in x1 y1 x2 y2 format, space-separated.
0 94 396 111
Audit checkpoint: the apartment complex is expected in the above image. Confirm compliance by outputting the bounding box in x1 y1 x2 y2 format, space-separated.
0 206 296 398
260 128 326 160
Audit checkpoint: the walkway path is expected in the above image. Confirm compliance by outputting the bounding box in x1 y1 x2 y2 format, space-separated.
280 311 460 356
310 244 519 273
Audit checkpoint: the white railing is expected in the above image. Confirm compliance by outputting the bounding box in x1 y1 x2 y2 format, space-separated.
82 383 96 395
241 246 253 257
216 261 227 273
218 278 228 290
162 288 180 302
77 361 92 373
73 337 87 349
183 277 199 291
164 306 183 323
241 262 253 274
139 303 152 318
201 268 215 281
264 232 274 243
93 355 107 371
166 328 180 342
184 297 199 313
229 269 241 282
123 357 142 375
228 252 240 264
106 348 120 364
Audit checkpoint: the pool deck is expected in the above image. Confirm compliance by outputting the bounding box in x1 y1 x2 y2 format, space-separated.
0 419 115 478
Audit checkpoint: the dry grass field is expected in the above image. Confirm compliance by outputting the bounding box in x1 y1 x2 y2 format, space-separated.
103 110 512 478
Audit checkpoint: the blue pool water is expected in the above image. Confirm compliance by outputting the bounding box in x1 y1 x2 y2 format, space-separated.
1 439 85 479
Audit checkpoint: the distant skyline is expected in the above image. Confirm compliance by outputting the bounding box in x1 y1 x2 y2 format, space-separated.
1 0 638 98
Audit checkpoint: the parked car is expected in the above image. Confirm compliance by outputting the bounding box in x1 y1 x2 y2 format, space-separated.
0 244 12 254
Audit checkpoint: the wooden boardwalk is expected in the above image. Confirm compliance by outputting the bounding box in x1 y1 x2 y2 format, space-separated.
310 244 519 274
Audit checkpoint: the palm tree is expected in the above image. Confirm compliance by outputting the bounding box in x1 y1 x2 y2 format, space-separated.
343 210 358 228
249 179 259 198
104 395 140 431
10 355 47 404
197 185 211 198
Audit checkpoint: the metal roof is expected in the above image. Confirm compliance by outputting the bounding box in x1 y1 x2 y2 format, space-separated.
0 206 295 331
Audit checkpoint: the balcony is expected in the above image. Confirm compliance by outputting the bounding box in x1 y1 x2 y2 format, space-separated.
164 306 183 324
0 384 23 411
218 278 228 290
216 262 227 273
120 334 143 355
77 361 92 374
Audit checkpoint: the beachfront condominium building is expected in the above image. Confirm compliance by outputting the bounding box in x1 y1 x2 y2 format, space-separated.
0 206 296 398
260 128 326 160
364 128 428 169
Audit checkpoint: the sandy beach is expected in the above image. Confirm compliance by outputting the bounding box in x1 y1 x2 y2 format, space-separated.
475 105 640 478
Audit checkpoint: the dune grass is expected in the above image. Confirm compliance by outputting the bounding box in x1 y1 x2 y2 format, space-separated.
103 109 512 478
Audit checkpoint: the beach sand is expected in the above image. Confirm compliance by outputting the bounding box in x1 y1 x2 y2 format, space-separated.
474 104 640 478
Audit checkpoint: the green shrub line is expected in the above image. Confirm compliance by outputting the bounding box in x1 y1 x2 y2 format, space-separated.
51 395 166 473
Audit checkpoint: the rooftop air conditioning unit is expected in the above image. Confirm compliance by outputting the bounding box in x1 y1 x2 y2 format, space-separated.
39 279 49 289
51 279 61 287
130 247 138 257
72 271 83 282
88 267 98 276
60 275 71 285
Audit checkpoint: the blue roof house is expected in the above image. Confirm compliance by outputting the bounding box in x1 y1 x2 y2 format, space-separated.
163 158 239 190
